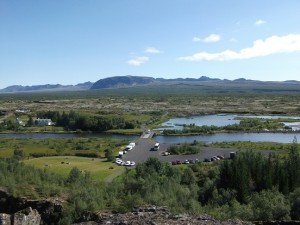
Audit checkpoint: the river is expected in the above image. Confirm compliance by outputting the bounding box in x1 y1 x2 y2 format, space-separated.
0 132 299 144
1 114 300 144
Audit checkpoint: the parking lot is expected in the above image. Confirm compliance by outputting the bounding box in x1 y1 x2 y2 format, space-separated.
120 137 240 165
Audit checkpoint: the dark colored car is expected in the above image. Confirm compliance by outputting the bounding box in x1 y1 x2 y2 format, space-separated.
204 158 211 162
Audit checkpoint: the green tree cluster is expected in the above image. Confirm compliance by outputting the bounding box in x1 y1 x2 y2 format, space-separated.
36 110 137 132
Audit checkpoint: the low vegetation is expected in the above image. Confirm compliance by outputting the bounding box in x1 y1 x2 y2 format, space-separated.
1 89 300 224
23 156 123 180
2 146 300 223
167 143 200 155
0 137 129 158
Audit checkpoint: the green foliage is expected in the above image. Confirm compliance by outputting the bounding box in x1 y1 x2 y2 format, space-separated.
36 110 139 132
104 148 115 162
250 188 290 221
13 148 25 160
2 148 300 223
167 143 200 155
290 188 300 220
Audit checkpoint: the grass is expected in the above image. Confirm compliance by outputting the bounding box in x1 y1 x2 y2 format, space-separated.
0 137 129 158
23 156 125 181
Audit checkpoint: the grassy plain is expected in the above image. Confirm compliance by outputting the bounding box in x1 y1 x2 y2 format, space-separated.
0 137 129 158
23 156 124 180
1 82 300 118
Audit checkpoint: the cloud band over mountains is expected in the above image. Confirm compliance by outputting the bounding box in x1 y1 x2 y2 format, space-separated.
179 34 300 61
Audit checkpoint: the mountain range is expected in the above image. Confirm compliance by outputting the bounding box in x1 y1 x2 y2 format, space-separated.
1 76 299 93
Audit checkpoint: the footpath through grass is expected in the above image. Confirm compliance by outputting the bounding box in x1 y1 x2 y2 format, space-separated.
23 156 124 181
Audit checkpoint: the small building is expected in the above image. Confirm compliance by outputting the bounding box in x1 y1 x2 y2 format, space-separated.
34 118 53 126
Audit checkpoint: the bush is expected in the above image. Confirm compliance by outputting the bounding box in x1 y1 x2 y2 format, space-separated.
168 144 200 155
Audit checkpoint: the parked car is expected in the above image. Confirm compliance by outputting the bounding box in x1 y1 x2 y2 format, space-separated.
153 143 160 151
217 155 224 159
125 161 131 166
183 159 190 164
204 158 211 162
130 161 136 166
115 159 123 164
162 151 170 156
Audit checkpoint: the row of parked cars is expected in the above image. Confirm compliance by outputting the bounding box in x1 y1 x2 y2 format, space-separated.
171 155 227 165
171 159 200 165
203 155 225 162
118 142 136 158
115 158 136 166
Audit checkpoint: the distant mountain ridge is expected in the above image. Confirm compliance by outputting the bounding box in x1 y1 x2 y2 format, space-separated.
90 75 155 89
0 82 94 93
1 76 300 93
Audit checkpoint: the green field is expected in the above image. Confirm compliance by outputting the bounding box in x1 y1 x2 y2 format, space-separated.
23 156 124 181
0 137 129 158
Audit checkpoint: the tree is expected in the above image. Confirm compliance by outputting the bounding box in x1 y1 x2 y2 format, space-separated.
13 149 24 160
181 167 196 185
67 167 82 183
27 116 34 126
105 149 115 162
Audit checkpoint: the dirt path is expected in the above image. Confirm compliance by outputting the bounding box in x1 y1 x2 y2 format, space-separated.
104 167 126 183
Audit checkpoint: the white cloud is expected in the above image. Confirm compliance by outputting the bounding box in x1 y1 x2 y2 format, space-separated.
255 19 266 26
127 56 149 66
178 34 300 62
193 34 221 43
145 47 163 54
192 37 201 42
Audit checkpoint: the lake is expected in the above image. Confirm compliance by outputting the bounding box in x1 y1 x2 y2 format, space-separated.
159 114 300 131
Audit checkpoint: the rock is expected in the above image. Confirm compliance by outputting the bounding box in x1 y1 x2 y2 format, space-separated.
0 189 64 224
12 207 41 225
86 206 255 225
0 213 11 225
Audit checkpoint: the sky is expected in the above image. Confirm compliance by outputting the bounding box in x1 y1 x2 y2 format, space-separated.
1 0 300 88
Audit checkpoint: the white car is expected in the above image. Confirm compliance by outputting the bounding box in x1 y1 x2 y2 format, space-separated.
116 159 123 165
125 161 131 166
130 161 136 166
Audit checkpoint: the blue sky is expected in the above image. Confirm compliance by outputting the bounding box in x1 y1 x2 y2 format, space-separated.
1 0 300 88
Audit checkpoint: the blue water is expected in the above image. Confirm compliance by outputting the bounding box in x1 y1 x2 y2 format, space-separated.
159 114 300 130
154 133 300 144
0 132 299 144
1 114 300 144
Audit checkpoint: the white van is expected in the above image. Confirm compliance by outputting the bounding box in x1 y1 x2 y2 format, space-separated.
153 143 160 151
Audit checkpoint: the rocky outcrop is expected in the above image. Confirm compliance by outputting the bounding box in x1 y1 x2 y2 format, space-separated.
0 213 11 225
72 206 254 225
13 207 41 225
0 189 64 225
0 207 41 225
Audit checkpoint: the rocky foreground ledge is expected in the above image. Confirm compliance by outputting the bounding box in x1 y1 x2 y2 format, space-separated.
1 205 253 225
0 188 296 225
75 206 254 225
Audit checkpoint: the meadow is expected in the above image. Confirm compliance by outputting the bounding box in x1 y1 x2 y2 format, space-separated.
23 156 124 181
